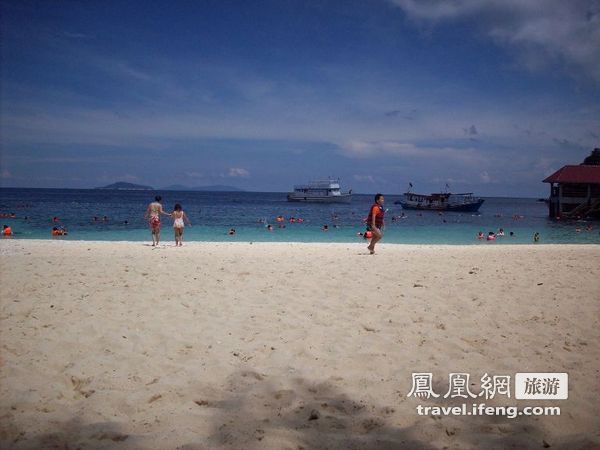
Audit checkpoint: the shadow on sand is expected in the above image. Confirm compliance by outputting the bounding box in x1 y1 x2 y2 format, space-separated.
2 370 597 449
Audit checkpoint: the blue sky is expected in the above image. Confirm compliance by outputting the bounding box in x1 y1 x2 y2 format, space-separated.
1 0 599 196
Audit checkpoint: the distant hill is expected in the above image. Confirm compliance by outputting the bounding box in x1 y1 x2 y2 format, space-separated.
162 184 245 192
96 182 154 190
161 184 191 191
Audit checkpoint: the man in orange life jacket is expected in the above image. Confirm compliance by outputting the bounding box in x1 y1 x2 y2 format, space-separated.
366 193 385 254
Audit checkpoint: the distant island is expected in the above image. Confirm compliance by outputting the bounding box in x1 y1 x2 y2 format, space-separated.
161 184 245 192
94 182 245 191
95 182 154 190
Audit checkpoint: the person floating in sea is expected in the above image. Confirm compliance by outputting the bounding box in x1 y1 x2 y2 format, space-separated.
322 224 329 231
487 231 496 241
533 232 540 243
477 231 484 240
266 224 273 231
171 203 192 247
228 228 236 235
51 226 67 236
497 228 505 236
144 195 170 247
2 225 12 237
366 193 385 255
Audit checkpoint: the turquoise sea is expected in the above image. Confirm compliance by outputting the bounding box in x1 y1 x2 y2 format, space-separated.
1 188 599 244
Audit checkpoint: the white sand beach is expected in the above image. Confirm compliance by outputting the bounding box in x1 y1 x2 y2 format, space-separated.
1 240 599 449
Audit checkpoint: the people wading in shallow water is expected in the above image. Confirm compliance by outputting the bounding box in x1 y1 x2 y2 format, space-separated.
170 203 192 246
144 195 170 246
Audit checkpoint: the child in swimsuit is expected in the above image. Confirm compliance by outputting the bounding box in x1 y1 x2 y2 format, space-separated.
171 203 191 246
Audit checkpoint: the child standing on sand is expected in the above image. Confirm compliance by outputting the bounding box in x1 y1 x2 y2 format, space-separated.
171 204 191 246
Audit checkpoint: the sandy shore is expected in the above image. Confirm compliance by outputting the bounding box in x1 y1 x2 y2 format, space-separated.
1 240 599 449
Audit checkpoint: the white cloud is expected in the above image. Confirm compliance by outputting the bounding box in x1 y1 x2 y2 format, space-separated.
96 173 139 183
390 0 600 81
341 140 421 158
431 177 468 184
339 140 487 167
480 171 492 183
534 157 559 177
228 167 249 177
353 174 375 183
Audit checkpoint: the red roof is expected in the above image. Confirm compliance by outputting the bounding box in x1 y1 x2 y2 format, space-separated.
543 165 600 184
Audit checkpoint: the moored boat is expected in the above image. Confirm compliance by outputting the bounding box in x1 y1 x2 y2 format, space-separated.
394 187 484 212
287 178 352 203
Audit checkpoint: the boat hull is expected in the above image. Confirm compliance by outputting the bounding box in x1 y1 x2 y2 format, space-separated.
287 193 352 203
396 199 484 212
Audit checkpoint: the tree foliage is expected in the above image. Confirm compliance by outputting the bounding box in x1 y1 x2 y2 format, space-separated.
582 148 600 165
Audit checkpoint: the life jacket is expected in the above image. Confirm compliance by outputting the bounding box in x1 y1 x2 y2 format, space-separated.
367 203 384 229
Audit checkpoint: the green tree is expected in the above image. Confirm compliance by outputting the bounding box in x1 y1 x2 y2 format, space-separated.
582 148 600 165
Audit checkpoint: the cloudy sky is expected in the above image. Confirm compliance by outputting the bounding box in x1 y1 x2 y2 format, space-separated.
1 0 599 196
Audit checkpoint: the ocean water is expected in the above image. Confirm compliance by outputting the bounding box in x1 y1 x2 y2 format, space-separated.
1 188 599 244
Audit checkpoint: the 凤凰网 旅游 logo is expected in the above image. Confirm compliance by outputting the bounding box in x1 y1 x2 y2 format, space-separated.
407 372 568 400
514 373 568 399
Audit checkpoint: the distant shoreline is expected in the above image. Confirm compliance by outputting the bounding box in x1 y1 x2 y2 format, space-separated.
2 240 597 248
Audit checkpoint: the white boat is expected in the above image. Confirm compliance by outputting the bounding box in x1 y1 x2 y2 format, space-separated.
287 178 352 203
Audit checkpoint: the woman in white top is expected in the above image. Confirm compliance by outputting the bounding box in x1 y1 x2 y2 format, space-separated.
171 203 192 246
